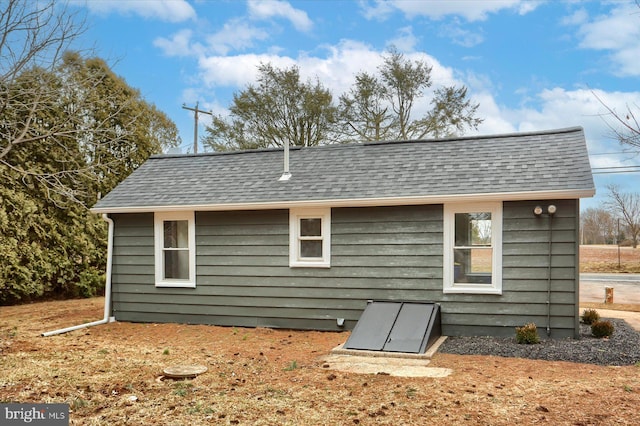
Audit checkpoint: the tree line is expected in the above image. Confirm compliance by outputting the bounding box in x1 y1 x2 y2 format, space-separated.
203 50 483 151
1 1 179 304
581 185 640 248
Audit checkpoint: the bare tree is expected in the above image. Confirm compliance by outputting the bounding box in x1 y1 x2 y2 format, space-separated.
1 0 82 158
605 184 640 248
591 2 640 150
339 47 482 142
593 90 640 150
203 63 337 151
0 0 178 206
581 207 616 244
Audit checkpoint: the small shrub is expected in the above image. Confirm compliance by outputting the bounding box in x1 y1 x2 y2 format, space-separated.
515 323 540 344
284 360 298 371
406 387 417 398
71 398 89 410
581 309 600 325
591 320 614 338
173 381 193 397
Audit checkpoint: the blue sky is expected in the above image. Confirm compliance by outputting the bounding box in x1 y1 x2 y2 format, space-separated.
71 0 640 210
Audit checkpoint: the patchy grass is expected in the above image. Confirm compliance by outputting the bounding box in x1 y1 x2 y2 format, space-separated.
581 302 640 313
1 298 640 425
581 245 640 273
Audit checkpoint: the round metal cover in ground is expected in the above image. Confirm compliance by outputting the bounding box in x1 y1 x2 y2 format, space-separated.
163 365 208 379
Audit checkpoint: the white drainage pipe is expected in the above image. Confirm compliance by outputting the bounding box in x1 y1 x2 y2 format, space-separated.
42 214 115 337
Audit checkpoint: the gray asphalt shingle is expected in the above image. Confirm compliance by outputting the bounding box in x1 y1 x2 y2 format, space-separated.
92 127 595 212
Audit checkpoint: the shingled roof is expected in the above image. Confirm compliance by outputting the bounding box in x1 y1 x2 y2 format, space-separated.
92 127 595 213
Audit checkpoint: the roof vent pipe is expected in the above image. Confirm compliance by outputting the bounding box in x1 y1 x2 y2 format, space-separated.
278 139 291 181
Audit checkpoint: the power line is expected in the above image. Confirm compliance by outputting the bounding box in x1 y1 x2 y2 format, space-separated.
592 165 640 170
592 169 640 175
591 166 640 175
589 150 639 156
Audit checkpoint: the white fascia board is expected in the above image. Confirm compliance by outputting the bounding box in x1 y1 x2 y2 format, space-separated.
90 188 595 214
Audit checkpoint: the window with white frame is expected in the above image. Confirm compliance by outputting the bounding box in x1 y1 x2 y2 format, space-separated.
289 208 331 268
154 211 196 287
443 203 502 294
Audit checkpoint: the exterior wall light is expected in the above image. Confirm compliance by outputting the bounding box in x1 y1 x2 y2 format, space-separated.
533 205 557 216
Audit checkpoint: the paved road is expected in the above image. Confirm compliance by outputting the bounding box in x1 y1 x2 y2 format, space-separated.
581 273 640 283
580 273 640 304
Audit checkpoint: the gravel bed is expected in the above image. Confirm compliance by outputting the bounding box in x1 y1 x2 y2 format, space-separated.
439 318 640 366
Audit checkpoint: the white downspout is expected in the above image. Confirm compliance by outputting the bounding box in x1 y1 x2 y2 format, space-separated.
42 214 115 337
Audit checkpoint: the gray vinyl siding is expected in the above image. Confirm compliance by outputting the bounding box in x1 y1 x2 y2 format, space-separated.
442 199 579 338
500 199 579 338
109 199 580 338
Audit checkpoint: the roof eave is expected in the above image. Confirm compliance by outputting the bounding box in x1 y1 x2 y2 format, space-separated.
90 188 596 214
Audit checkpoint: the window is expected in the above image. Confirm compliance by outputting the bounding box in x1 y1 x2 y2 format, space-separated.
443 203 502 294
154 211 196 287
289 208 331 268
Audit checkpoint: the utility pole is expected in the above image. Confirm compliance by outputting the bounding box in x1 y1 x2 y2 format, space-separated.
182 102 213 154
617 218 621 269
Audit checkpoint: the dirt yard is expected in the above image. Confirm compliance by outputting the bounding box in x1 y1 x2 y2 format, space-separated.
581 245 640 273
1 298 639 425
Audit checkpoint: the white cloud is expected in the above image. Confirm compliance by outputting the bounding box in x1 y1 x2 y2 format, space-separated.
492 87 640 161
358 0 396 21
571 3 640 77
386 26 419 51
84 0 195 22
154 20 271 58
205 19 271 55
439 19 484 47
154 29 203 57
472 86 640 206
154 2 310 58
248 0 313 32
361 0 540 22
198 53 297 87
560 8 588 26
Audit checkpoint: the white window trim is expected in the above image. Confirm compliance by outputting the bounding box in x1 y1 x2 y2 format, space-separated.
443 202 502 294
154 211 196 288
289 208 331 268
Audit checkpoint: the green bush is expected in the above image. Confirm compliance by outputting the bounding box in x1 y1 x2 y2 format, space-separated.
581 309 600 325
591 320 614 338
0 178 107 305
515 323 540 344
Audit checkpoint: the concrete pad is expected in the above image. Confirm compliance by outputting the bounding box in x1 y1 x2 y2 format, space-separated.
320 336 452 377
320 354 453 377
331 336 447 359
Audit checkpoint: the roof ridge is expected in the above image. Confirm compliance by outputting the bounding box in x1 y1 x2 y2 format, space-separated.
405 126 584 144
150 126 585 159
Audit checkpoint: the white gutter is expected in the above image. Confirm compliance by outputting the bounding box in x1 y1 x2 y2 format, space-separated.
90 188 596 215
42 214 115 337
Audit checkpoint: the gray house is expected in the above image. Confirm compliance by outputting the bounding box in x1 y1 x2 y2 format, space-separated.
92 127 594 338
